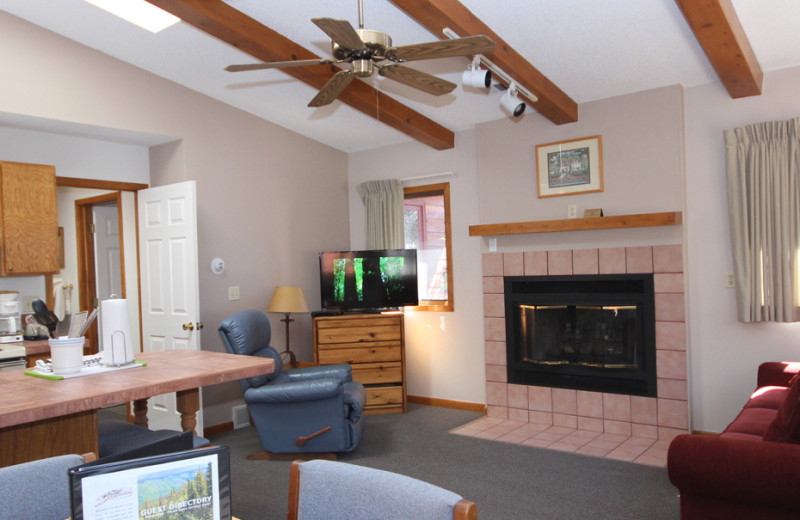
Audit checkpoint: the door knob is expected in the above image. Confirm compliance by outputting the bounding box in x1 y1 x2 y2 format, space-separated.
195 322 204 330
182 322 195 331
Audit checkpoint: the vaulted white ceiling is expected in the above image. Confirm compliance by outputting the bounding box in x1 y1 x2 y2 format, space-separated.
3 0 800 152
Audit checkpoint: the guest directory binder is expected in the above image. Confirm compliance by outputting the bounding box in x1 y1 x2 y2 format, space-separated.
68 446 231 520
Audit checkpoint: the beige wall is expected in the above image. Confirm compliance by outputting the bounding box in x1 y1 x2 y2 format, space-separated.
0 11 350 427
684 66 800 432
349 85 686 406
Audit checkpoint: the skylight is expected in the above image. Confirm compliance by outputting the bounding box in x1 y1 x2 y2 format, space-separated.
84 0 180 33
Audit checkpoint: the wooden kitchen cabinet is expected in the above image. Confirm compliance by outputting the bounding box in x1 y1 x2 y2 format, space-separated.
313 313 407 414
0 161 59 275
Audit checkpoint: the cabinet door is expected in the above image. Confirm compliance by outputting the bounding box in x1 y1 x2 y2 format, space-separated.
0 161 59 275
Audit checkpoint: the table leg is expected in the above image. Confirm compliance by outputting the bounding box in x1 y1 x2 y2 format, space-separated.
133 398 149 428
176 387 200 435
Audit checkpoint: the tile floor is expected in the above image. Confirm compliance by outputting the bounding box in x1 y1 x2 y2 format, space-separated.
450 416 670 467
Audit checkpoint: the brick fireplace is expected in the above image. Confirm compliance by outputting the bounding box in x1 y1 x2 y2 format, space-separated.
482 245 688 441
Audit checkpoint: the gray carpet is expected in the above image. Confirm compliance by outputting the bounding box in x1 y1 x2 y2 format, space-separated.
209 403 680 519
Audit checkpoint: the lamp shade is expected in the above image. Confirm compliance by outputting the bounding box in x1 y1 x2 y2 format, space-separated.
268 286 310 314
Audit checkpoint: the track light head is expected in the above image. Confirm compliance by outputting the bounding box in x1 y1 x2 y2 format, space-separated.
500 84 526 118
462 67 491 88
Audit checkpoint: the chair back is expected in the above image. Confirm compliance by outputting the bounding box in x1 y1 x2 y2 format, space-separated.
0 453 89 520
219 309 283 389
287 459 477 520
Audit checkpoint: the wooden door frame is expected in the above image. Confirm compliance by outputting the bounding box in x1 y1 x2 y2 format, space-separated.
53 177 148 353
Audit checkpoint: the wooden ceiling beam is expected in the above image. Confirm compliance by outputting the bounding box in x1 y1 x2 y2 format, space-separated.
146 0 454 150
674 0 762 98
389 0 578 125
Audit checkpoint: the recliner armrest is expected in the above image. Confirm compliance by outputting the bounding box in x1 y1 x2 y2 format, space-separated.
244 378 343 404
285 364 352 384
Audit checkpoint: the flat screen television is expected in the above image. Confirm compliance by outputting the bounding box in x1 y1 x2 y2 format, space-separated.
319 249 418 312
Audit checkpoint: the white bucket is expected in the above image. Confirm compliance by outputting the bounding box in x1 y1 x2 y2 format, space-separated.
49 336 85 375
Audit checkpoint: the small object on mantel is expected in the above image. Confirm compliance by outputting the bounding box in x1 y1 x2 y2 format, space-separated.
584 208 604 218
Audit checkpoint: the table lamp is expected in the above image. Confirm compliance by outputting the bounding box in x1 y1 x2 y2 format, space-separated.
267 286 310 366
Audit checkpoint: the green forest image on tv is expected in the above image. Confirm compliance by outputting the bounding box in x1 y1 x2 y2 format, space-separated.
138 462 215 520
332 256 410 305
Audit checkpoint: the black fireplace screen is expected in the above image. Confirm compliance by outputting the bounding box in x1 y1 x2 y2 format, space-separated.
520 304 638 368
505 275 657 397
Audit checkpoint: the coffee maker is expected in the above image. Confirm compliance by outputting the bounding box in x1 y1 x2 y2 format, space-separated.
0 292 23 343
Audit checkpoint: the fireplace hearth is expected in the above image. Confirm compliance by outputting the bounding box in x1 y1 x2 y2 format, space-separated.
505 274 657 397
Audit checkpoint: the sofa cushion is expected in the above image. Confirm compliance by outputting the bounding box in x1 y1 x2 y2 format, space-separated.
724 407 779 437
764 374 800 443
745 386 790 410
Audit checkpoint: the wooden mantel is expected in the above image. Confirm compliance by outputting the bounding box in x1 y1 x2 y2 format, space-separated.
468 211 682 237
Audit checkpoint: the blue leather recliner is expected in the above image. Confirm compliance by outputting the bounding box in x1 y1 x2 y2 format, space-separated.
218 309 366 454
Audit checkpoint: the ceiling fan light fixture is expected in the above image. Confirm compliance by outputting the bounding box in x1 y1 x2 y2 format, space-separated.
500 83 526 118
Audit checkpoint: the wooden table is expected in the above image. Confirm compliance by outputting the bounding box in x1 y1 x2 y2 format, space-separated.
0 350 273 467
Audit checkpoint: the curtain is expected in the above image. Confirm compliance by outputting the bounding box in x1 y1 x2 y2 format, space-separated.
356 179 405 250
725 117 800 322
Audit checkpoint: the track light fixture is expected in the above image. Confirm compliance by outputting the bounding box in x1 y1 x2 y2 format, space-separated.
500 82 526 118
462 56 492 88
443 27 538 119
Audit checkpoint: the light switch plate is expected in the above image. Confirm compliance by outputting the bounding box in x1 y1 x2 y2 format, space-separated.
568 204 577 219
725 272 736 288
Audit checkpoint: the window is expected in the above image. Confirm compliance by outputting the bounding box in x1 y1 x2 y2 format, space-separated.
403 182 453 311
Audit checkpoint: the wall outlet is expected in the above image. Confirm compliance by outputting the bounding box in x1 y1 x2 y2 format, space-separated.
488 238 497 252
568 204 577 219
725 272 736 288
228 286 241 300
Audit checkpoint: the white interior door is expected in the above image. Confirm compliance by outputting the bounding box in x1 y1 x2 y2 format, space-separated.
93 204 121 343
138 180 202 432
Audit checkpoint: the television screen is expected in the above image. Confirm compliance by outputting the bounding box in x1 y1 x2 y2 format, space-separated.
319 249 418 312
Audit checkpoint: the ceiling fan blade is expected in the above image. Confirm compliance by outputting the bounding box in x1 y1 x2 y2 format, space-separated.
225 59 334 72
379 65 456 96
390 35 495 62
312 17 366 50
308 70 355 107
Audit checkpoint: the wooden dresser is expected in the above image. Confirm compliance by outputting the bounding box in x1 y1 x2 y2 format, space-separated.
312 313 406 414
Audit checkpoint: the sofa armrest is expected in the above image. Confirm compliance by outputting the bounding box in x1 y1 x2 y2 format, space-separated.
757 362 800 388
285 364 352 384
668 434 800 512
244 378 342 404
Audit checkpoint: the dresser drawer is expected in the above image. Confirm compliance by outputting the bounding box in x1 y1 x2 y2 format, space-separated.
315 318 402 344
365 386 404 407
352 362 402 385
317 344 401 365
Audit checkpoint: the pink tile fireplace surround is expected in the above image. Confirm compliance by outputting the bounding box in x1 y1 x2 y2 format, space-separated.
482 244 689 443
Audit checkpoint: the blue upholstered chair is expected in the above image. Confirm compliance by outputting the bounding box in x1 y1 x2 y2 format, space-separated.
287 460 478 520
0 453 91 520
218 309 366 455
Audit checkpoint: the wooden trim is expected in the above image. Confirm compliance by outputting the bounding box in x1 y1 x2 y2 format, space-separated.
57 176 148 191
146 0 455 150
408 395 487 414
404 182 454 312
389 0 578 125
674 0 762 98
468 211 682 237
287 461 301 520
203 421 234 437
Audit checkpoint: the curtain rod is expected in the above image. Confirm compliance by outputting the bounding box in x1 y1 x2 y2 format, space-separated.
400 171 454 183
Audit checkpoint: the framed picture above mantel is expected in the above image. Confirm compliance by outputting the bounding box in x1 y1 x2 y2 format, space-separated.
536 135 603 198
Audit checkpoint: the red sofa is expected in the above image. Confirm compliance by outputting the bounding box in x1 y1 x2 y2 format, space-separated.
668 362 800 520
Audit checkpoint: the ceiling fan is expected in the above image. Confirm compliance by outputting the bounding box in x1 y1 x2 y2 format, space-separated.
225 0 495 107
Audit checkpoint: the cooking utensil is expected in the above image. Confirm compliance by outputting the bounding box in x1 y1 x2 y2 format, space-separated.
32 298 59 339
77 308 98 338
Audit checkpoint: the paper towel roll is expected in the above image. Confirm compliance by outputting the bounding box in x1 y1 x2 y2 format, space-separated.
101 298 134 366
